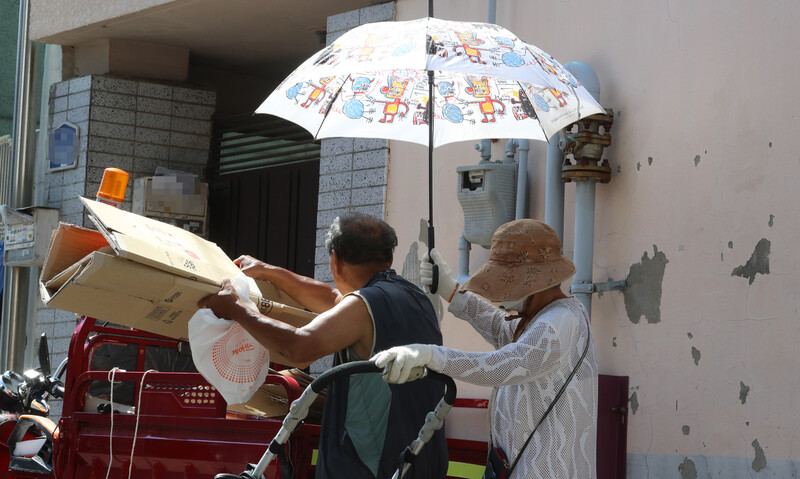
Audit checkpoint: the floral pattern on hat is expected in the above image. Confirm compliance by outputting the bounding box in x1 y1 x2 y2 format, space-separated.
462 219 577 302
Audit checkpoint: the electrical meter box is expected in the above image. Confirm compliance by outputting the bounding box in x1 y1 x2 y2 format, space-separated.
132 176 208 236
2 206 60 266
456 163 517 248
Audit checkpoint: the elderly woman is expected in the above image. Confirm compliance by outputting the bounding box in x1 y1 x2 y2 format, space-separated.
373 219 598 478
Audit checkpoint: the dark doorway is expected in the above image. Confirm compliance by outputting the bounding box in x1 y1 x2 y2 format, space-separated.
208 114 320 277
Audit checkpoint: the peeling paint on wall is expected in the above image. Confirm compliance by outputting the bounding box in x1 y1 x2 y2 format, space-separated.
731 238 771 285
682 425 690 436
691 346 701 365
678 457 697 479
740 381 750 404
623 245 669 324
629 391 639 415
404 220 443 322
418 218 429 246
752 439 767 472
401 241 421 285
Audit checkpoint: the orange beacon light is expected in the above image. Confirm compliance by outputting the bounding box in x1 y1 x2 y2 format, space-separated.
96 167 130 207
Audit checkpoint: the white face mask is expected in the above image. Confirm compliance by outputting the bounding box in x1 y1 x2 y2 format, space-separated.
500 299 526 312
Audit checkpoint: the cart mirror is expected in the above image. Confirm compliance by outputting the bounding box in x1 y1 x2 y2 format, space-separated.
38 333 51 376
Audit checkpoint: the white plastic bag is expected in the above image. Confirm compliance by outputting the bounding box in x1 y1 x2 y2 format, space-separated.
188 274 270 404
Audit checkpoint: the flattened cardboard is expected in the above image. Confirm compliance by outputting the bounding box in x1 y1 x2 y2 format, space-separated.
227 369 325 422
81 197 236 284
40 201 315 348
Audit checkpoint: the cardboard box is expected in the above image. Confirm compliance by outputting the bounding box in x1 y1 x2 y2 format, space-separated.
40 198 315 351
132 176 208 217
132 177 208 236
227 369 326 421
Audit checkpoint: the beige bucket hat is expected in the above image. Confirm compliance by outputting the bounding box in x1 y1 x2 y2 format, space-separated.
462 219 576 301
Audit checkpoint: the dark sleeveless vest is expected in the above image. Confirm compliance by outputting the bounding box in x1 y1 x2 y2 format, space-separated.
315 270 448 479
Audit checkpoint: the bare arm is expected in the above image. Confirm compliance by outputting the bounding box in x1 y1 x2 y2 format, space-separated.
198 279 374 368
235 255 341 313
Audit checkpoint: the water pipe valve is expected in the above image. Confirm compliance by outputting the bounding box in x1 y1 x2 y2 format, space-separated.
561 108 614 184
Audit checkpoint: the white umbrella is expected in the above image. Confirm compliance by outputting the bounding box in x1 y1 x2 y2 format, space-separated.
256 16 605 291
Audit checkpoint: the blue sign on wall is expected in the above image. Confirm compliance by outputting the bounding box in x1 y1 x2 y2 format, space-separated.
48 122 80 171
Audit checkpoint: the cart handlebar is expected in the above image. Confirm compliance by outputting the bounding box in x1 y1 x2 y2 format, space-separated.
218 359 457 479
310 360 457 405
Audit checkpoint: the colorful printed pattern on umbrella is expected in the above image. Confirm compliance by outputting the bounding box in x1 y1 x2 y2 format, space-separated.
257 17 605 147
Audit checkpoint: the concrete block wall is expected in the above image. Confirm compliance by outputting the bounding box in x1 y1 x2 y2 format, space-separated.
315 2 395 284
45 74 215 224
38 74 216 408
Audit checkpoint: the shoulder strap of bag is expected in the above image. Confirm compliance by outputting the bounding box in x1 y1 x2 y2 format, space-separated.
504 314 592 477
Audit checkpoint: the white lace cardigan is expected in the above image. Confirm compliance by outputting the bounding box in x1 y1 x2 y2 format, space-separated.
428 292 598 478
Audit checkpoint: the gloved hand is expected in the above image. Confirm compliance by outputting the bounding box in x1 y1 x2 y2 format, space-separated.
420 248 459 301
372 344 433 384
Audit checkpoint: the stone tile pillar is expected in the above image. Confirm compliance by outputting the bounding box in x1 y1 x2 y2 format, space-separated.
37 74 216 394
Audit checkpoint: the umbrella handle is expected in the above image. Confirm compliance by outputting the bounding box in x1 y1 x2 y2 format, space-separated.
427 226 439 294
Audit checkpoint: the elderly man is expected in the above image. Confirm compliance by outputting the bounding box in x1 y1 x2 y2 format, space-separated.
374 219 598 479
199 211 448 479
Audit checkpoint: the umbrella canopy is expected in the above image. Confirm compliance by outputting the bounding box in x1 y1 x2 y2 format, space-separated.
256 16 606 291
256 17 605 146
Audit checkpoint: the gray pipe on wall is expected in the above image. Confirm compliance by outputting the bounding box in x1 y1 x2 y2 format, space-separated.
572 180 596 314
545 136 565 243
564 61 601 316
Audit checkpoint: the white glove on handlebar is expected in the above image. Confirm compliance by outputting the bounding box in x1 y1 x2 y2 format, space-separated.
420 248 459 302
372 344 433 384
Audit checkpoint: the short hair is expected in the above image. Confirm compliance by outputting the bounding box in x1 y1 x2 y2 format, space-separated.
325 212 397 265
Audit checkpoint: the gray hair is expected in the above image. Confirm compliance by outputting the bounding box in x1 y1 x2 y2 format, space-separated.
325 212 397 265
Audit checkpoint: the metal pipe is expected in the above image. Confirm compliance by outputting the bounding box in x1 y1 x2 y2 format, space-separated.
476 0 496 167
2 0 36 372
545 135 565 243
456 232 471 284
572 180 596 315
514 139 529 219
466 0 494 279
564 61 601 317
475 139 492 163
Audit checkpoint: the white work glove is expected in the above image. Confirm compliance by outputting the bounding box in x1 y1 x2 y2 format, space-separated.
420 248 459 302
372 344 433 384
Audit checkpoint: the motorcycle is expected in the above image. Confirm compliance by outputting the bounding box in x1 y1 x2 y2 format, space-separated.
0 333 65 478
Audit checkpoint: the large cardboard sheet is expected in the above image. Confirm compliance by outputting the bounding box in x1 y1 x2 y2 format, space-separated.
40 199 315 344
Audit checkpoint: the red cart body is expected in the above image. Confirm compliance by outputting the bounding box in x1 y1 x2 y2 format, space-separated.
53 317 320 479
